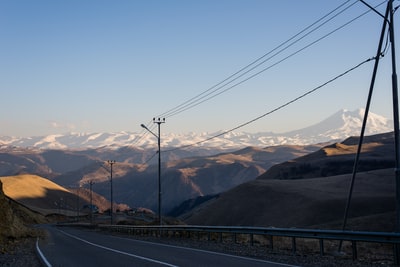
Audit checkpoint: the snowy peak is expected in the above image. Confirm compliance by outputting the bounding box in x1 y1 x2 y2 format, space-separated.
0 109 393 150
285 108 393 141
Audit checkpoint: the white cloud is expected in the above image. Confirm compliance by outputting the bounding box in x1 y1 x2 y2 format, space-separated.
49 121 61 129
48 121 76 131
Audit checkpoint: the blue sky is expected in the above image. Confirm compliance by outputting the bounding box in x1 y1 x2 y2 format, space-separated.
0 0 397 137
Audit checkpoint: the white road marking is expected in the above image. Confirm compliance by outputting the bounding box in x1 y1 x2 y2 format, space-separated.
58 229 178 267
36 238 52 267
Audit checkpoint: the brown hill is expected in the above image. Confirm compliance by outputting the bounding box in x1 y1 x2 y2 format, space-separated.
185 132 396 231
0 144 324 213
185 168 395 231
63 145 323 213
0 174 128 215
0 148 99 178
258 132 394 180
0 145 234 178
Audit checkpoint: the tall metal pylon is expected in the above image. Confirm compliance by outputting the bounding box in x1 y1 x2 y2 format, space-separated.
339 0 399 261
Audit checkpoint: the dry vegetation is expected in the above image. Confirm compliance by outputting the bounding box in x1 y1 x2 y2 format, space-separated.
183 134 396 231
0 174 82 216
0 174 128 265
184 133 396 231
0 180 46 258
0 181 45 235
185 168 395 231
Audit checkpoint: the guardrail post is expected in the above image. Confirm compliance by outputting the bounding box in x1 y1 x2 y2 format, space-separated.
319 239 325 256
233 233 237 244
250 233 254 246
219 232 222 243
292 237 296 255
352 241 357 260
394 244 400 264
269 235 274 252
208 232 211 241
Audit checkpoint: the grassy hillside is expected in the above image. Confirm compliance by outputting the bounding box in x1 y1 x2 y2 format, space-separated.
1 174 70 199
185 168 395 230
0 174 79 215
185 133 397 231
0 174 129 216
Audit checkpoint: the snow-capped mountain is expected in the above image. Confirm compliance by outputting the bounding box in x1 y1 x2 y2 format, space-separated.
283 108 393 143
0 109 393 150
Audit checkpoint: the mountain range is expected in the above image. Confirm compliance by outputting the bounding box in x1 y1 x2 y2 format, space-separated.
0 132 395 231
0 109 393 150
46 144 324 213
0 108 396 225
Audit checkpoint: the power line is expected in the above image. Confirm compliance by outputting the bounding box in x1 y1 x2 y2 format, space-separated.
133 1 385 148
157 0 357 119
130 1 355 146
155 0 375 120
130 121 156 147
161 0 386 119
164 55 378 153
141 151 158 166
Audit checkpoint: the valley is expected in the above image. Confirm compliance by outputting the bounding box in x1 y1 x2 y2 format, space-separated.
0 109 396 233
0 143 324 214
0 131 396 232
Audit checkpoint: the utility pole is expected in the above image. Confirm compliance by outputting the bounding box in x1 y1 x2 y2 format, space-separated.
89 180 94 225
154 118 165 226
341 0 390 233
107 160 116 225
388 0 400 231
141 118 165 226
388 0 400 263
76 186 80 221
339 1 400 262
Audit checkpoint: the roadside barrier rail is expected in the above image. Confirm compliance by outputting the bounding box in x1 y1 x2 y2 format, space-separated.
95 224 400 262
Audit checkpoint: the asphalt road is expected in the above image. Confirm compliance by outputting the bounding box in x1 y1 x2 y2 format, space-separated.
37 225 297 267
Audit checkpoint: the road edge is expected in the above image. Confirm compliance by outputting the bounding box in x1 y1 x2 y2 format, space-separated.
35 237 52 267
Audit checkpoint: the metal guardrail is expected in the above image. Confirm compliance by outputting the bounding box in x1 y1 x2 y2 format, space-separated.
96 224 400 262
